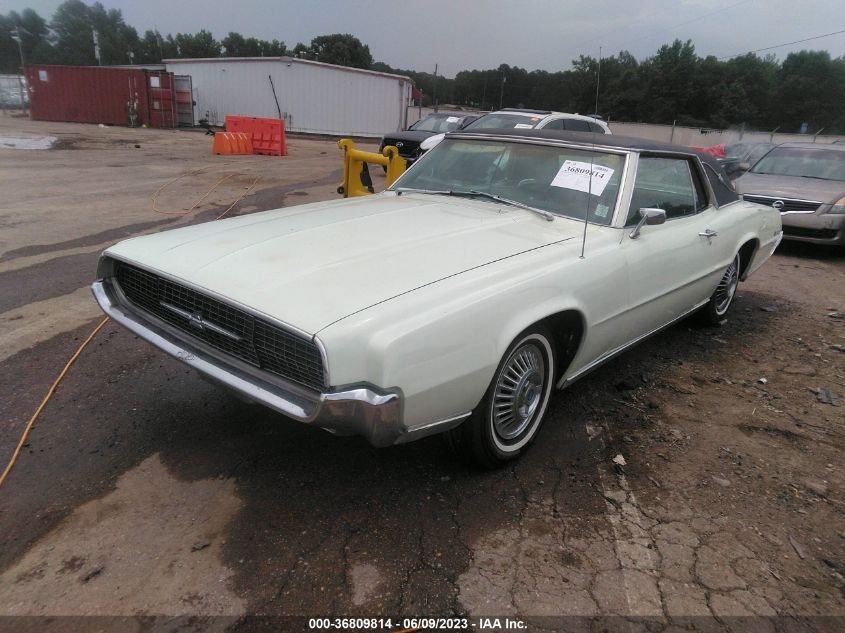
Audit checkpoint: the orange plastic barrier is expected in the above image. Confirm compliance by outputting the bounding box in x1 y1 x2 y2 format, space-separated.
212 132 253 155
225 115 288 156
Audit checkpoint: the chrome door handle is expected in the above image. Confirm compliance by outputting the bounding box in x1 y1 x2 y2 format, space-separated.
699 229 718 238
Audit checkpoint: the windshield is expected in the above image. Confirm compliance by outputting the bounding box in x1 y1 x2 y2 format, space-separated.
464 113 541 130
751 146 845 181
410 115 465 133
392 138 626 225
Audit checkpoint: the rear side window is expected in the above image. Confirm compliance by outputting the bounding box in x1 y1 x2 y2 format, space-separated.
626 157 707 224
564 119 591 132
588 122 606 133
542 119 566 130
703 162 740 206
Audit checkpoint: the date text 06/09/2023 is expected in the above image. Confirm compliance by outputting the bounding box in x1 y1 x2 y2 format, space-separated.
306 617 527 630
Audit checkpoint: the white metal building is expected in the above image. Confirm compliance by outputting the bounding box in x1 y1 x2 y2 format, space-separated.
164 56 413 137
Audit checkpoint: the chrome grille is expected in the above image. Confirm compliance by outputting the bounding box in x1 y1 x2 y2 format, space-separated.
114 261 325 391
743 194 821 213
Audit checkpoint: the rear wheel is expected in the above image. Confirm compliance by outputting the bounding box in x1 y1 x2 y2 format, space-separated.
447 328 555 468
701 252 740 325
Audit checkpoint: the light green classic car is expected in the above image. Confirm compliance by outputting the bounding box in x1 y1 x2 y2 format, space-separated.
93 129 781 467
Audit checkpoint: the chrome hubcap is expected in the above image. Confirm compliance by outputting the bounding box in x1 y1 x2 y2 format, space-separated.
492 343 545 441
715 254 740 315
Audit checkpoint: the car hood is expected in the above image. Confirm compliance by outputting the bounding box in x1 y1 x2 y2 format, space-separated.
382 130 435 143
734 171 845 203
105 193 577 334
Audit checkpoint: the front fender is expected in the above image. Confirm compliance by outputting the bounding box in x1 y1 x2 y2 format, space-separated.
317 236 627 431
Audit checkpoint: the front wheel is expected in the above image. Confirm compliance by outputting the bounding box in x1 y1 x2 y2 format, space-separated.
701 252 740 325
446 328 556 468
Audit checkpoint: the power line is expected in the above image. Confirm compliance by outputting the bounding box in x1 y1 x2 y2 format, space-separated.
718 28 845 59
613 0 754 50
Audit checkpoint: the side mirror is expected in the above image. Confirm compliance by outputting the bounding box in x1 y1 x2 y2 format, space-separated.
738 161 751 172
629 207 666 239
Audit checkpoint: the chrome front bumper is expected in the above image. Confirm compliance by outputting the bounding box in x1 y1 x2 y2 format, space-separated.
92 280 404 447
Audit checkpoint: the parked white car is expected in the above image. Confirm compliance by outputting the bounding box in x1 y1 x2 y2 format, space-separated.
419 108 611 154
93 129 781 466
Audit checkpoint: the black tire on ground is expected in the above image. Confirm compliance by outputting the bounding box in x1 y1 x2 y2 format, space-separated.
700 252 741 326
446 327 556 469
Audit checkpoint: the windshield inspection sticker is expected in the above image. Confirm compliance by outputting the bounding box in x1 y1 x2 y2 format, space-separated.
514 123 534 129
550 160 614 196
446 116 461 123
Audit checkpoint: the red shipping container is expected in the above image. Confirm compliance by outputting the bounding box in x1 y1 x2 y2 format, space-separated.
24 64 178 128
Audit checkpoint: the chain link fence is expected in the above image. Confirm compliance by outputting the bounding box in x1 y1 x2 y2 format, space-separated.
0 74 28 112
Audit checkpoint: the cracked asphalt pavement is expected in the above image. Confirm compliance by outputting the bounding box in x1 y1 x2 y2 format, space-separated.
0 119 843 632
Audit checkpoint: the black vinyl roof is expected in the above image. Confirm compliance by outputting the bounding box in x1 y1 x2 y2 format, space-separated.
447 128 741 206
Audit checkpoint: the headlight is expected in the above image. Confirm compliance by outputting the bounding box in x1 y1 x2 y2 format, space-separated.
830 195 845 213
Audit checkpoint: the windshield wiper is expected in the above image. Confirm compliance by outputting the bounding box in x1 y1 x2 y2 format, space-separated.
452 190 555 222
393 187 452 196
393 188 555 221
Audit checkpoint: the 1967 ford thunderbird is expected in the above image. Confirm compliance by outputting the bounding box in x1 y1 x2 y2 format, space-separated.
93 129 782 467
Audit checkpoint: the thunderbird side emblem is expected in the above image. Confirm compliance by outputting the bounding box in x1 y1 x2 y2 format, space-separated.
772 200 785 210
159 301 242 341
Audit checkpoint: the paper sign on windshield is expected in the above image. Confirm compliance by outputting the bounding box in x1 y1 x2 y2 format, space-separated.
514 123 534 129
446 116 460 123
550 160 614 196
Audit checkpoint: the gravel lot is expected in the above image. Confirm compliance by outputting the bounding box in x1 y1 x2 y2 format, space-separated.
0 117 843 632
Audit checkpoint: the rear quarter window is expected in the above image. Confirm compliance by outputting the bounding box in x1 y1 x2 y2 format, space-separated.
703 162 740 206
564 119 591 132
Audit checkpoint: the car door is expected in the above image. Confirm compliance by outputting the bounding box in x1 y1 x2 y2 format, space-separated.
620 154 733 337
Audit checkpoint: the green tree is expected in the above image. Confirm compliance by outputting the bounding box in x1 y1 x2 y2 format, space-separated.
51 0 96 65
0 8 54 72
261 39 287 56
640 39 701 125
221 32 285 57
773 50 845 133
301 33 372 69
136 29 166 63
221 31 246 56
172 29 221 58
50 0 138 65
88 2 138 65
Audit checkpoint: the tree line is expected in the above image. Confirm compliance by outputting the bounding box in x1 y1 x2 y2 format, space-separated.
0 1 372 70
2 0 844 133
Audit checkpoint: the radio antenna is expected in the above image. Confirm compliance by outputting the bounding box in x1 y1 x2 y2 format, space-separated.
580 46 601 260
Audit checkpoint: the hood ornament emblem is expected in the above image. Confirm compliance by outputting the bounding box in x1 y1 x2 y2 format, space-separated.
159 301 242 341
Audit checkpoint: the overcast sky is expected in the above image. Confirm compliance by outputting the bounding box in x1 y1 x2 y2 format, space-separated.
6 0 845 76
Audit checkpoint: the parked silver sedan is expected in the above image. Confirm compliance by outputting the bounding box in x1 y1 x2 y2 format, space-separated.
734 143 845 246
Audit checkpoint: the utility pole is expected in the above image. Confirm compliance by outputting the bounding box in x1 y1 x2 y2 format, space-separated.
155 28 164 61
499 73 506 109
432 63 438 112
594 46 602 116
92 30 101 65
11 27 27 113
481 76 487 111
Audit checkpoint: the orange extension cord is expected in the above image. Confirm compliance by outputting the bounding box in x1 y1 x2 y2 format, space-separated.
0 170 261 488
0 317 110 487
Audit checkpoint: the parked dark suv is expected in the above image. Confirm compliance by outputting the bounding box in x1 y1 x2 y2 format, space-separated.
380 112 479 165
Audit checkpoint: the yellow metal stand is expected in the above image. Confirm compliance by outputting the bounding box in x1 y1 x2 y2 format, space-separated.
337 139 407 197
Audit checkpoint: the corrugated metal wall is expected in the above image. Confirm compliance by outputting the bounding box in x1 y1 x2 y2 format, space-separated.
24 64 179 128
164 57 411 137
